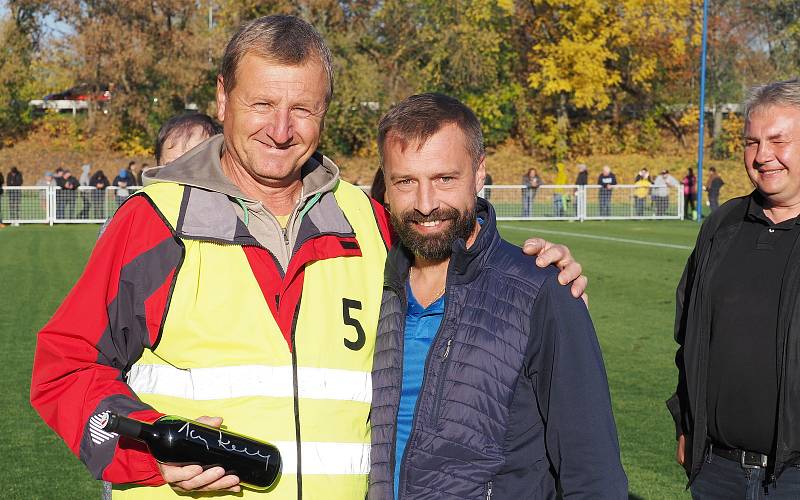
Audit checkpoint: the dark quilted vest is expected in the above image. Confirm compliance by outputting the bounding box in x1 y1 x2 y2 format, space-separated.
369 201 556 500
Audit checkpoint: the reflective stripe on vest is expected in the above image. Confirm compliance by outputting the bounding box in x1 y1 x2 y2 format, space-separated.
113 181 386 499
128 363 371 403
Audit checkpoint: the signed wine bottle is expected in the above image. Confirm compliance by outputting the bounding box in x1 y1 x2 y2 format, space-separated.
102 412 281 490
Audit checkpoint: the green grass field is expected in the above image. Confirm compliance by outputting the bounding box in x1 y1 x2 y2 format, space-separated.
0 220 699 499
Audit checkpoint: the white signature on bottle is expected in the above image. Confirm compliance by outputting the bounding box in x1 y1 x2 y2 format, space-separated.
178 422 210 451
217 431 272 463
178 422 272 469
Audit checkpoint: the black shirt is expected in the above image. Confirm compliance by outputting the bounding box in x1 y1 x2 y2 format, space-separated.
707 196 800 454
598 173 617 188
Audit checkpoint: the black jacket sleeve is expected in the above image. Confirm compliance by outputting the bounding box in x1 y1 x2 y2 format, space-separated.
667 249 696 439
666 198 744 441
528 273 628 498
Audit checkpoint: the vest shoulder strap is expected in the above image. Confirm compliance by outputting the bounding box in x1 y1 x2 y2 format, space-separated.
136 182 186 230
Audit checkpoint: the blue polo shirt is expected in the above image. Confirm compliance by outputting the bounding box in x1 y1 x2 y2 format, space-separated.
393 282 445 499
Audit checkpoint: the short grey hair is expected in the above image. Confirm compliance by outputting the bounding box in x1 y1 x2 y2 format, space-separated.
744 78 800 121
220 15 334 105
378 93 485 170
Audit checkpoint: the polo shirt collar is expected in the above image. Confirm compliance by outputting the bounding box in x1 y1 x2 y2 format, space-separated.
746 192 800 229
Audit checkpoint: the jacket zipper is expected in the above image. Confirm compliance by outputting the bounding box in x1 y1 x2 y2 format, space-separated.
389 283 408 498
290 301 303 499
486 480 493 500
430 337 453 426
396 278 450 497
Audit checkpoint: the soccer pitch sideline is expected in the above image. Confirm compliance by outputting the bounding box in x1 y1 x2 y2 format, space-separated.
0 221 698 499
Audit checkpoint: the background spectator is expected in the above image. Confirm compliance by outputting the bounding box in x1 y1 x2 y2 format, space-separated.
36 171 54 214
112 169 131 207
155 112 222 165
574 163 588 215
136 164 149 186
126 161 137 181
652 169 680 215
36 170 54 187
54 167 66 219
6 166 23 220
89 169 110 219
633 168 652 217
706 166 725 212
521 167 542 217
575 163 588 186
483 170 493 201
598 165 617 217
62 169 80 219
682 167 697 220
553 162 568 217
77 164 91 219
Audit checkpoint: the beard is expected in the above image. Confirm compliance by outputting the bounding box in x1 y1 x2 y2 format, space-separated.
390 205 477 261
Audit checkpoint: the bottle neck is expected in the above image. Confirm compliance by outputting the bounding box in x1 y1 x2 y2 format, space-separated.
103 413 156 442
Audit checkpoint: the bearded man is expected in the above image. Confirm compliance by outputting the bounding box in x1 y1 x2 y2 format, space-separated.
368 93 628 500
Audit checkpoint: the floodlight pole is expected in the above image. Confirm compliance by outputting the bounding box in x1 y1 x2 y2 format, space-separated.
696 0 710 222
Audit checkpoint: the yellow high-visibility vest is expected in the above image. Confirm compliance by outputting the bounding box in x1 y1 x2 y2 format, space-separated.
113 180 387 499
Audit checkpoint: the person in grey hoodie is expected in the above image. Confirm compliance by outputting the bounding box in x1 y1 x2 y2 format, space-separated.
78 164 91 219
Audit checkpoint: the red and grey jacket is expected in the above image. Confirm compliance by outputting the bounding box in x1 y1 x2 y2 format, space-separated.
31 137 393 499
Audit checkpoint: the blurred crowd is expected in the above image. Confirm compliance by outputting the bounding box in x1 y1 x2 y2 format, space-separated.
0 113 222 225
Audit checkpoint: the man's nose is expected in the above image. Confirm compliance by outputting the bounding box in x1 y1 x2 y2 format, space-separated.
753 141 775 165
267 108 293 146
415 182 439 215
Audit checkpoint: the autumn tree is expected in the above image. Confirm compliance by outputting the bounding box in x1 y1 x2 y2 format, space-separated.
34 1 225 153
514 0 699 157
0 1 44 144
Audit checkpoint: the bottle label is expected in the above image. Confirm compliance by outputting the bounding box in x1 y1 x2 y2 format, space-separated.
89 411 118 445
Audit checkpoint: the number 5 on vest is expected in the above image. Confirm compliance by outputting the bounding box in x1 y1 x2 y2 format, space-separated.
342 298 365 351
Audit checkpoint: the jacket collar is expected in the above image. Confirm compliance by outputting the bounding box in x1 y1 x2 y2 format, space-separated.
385 198 500 292
142 133 349 245
143 134 340 202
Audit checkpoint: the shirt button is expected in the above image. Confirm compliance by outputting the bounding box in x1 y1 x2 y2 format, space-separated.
769 228 775 233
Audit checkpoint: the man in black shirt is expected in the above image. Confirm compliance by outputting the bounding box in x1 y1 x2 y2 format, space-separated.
669 79 800 498
6 166 22 220
597 165 617 217
54 167 66 219
62 169 80 219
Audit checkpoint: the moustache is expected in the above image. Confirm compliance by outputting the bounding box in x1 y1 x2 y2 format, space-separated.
401 208 460 225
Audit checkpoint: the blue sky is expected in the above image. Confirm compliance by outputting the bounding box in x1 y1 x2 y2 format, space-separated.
0 1 73 37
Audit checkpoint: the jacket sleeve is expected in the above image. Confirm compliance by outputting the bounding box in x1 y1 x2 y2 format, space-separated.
529 273 628 498
665 199 735 440
666 248 696 439
30 195 183 485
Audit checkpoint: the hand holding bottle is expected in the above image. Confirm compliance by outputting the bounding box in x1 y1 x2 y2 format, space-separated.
157 416 242 493
103 412 280 491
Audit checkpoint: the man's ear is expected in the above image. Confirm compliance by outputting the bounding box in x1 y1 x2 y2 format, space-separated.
475 156 486 193
216 75 227 122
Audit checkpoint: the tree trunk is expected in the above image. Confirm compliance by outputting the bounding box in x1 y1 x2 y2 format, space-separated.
712 104 723 142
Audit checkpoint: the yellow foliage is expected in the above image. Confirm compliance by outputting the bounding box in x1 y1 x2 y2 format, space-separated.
526 0 694 113
678 106 700 129
497 0 514 13
715 113 745 160
115 133 153 157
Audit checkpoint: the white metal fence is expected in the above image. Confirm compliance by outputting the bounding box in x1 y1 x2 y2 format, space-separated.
0 184 684 225
0 186 143 225
480 184 684 221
